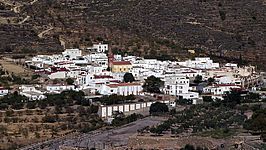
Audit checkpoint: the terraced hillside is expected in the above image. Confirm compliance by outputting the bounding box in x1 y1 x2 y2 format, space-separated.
0 0 266 68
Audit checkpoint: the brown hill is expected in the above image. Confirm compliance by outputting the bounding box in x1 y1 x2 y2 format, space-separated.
0 0 265 68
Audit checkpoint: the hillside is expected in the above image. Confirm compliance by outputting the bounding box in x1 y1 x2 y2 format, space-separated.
0 0 265 68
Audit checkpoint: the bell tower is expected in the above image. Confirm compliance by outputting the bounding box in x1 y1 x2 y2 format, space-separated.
108 46 114 68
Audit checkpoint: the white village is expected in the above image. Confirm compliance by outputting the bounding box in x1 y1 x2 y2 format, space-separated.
0 43 261 119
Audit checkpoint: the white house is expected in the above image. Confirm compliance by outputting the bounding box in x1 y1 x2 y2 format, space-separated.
87 43 108 53
77 74 117 86
62 49 82 59
114 54 122 61
123 56 137 62
203 84 241 95
99 82 143 96
19 85 46 100
84 65 106 75
48 71 67 79
66 69 83 78
178 57 219 69
214 75 235 84
20 91 46 101
225 63 238 68
0 87 9 96
45 85 76 93
164 75 199 99
72 58 88 65
85 53 108 69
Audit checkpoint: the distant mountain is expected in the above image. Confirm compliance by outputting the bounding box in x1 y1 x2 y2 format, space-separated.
0 0 265 68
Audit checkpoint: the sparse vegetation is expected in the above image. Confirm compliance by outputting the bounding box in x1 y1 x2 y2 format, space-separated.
1 0 264 69
112 113 143 127
0 90 104 149
148 104 246 138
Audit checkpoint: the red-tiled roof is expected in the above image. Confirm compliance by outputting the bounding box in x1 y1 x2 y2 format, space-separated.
107 83 141 88
182 71 196 73
109 80 120 83
0 87 7 90
55 61 74 65
112 61 131 65
214 75 225 78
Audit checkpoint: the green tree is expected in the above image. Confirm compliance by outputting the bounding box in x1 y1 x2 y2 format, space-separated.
35 132 40 138
0 103 8 110
150 126 163 135
31 74 40 80
142 76 164 93
177 98 193 105
123 72 135 83
219 10 226 21
181 144 195 150
207 78 215 85
194 75 203 84
112 113 142 126
149 102 169 115
66 78 74 85
223 89 241 108
26 102 36 109
203 96 213 102
42 115 59 123
244 109 266 133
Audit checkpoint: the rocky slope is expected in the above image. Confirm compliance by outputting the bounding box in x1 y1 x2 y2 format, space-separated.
0 0 265 68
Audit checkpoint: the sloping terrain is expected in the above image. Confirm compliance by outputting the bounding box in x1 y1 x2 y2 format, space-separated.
0 0 265 68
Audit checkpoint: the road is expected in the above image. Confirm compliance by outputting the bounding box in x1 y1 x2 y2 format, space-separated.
20 116 165 150
18 16 30 24
38 26 54 38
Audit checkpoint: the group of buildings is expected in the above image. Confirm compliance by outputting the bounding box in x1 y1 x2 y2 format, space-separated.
0 43 263 105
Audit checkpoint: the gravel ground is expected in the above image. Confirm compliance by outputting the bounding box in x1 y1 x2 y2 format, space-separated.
20 116 165 150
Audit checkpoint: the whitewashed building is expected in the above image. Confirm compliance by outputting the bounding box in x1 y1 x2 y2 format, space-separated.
203 84 241 95
178 57 219 69
0 87 9 96
87 43 108 53
62 49 82 59
164 75 199 99
19 85 46 100
85 53 108 69
45 85 76 93
48 71 67 79
99 83 143 96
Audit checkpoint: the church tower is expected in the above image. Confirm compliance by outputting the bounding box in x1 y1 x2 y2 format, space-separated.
108 46 114 68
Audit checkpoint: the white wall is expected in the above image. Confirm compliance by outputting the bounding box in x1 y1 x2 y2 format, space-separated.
98 100 175 118
48 71 67 79
62 49 82 59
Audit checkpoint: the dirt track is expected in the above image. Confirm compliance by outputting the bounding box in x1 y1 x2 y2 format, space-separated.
20 116 165 150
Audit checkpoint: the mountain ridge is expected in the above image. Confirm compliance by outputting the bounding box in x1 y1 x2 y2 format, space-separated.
0 0 265 68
